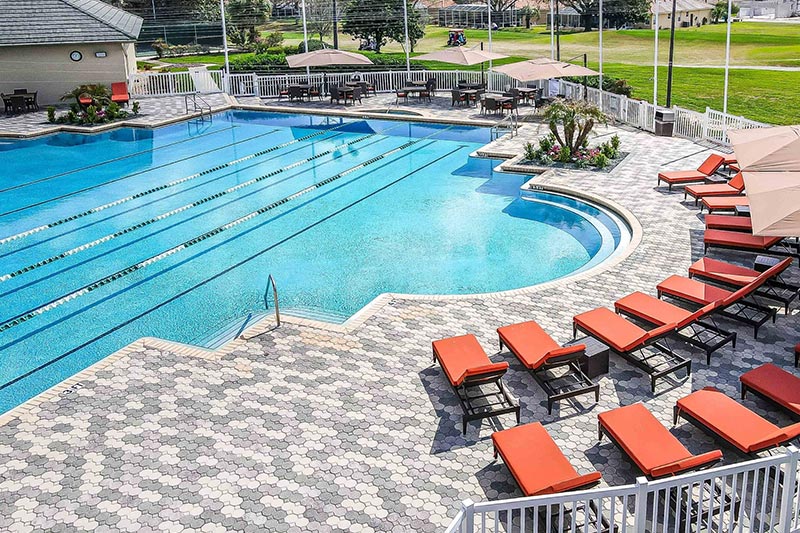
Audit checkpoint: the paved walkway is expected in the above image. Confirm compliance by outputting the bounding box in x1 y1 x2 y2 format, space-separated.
0 105 797 533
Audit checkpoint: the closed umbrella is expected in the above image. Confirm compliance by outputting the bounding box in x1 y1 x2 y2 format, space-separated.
728 125 800 236
414 47 509 66
494 57 599 82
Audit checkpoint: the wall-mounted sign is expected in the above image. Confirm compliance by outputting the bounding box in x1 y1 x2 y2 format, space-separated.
95 51 107 58
70 50 82 62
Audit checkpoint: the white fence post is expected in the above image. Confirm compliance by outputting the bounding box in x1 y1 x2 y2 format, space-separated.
462 498 474 533
778 446 799 532
632 476 649 532
252 73 260 97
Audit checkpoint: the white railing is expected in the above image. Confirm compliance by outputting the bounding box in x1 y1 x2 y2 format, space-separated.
703 107 770 144
446 446 800 533
557 79 657 133
129 70 224 97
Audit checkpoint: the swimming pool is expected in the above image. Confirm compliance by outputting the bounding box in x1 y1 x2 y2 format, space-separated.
0 110 630 413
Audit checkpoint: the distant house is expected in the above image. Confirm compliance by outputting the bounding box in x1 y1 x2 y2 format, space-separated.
0 0 143 105
651 0 714 29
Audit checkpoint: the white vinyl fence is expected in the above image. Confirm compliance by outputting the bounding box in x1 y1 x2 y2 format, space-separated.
446 446 800 533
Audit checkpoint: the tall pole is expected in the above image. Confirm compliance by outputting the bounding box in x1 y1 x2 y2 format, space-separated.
219 0 230 77
151 0 157 19
300 0 311 81
402 0 411 75
549 0 555 59
653 0 659 105
722 0 733 114
488 0 493 66
555 0 561 60
332 0 339 49
598 0 603 92
665 0 677 107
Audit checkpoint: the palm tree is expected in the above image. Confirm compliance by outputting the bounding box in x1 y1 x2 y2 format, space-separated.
61 85 111 107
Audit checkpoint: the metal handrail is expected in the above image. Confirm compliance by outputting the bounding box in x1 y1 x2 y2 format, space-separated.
490 111 519 140
184 92 212 118
264 274 280 326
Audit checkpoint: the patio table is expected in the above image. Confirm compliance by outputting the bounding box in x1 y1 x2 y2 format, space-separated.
458 82 484 90
406 80 427 87
457 89 479 106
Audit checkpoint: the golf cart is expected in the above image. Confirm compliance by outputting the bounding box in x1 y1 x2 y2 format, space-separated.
447 29 467 46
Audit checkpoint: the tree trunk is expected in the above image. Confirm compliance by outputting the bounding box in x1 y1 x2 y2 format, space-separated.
583 14 592 32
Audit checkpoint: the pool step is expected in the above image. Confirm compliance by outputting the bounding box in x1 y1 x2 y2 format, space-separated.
192 312 271 349
282 306 349 324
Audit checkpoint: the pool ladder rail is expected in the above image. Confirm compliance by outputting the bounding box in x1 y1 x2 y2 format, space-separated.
265 273 281 327
184 92 212 120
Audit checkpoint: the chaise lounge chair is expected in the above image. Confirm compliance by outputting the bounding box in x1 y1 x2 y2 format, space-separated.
598 403 722 478
493 422 602 496
432 334 520 434
700 195 749 214
111 82 130 107
658 154 725 191
741 363 800 418
614 295 734 364
497 320 599 414
688 256 798 314
573 308 690 391
685 172 745 205
657 258 791 337
703 229 799 261
675 387 800 454
704 214 752 232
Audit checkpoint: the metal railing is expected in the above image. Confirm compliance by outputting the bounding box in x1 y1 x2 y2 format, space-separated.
184 93 212 118
490 111 520 139
264 274 280 327
445 446 800 532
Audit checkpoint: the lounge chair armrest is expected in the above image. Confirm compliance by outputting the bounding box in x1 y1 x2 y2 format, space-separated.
650 450 723 478
644 323 677 343
545 471 602 494
458 362 509 385
543 344 585 366
749 428 794 452
783 421 800 442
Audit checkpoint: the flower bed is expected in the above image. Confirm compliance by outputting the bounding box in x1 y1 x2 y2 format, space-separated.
521 133 625 171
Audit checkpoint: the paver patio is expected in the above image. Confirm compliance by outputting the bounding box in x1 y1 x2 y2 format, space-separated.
0 97 797 533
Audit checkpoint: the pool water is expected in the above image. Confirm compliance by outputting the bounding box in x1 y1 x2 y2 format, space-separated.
0 110 629 413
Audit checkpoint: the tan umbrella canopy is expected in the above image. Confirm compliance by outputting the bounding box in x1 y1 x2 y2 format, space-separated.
286 49 374 68
494 57 599 82
413 47 509 66
728 125 800 236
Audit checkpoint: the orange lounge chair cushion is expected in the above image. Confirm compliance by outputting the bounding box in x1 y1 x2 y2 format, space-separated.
686 173 745 199
497 321 583 370
432 334 507 387
573 308 648 352
492 422 601 496
705 214 752 232
698 154 725 176
615 292 714 329
741 363 800 417
658 170 707 184
677 387 800 453
704 229 783 251
689 257 757 287
657 275 731 305
702 196 749 211
598 403 719 477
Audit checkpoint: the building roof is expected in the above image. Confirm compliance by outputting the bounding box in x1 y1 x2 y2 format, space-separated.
651 0 713 13
0 0 143 47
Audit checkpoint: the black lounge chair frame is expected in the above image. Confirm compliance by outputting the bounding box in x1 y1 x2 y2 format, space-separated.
740 381 800 421
657 289 777 339
498 337 598 415
574 324 691 392
703 238 800 265
614 309 736 365
433 350 520 435
689 269 799 315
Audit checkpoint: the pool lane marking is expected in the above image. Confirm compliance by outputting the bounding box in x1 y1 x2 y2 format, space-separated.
0 135 441 332
0 127 347 245
0 132 382 282
0 143 464 392
0 133 397 300
0 124 240 195
0 127 285 218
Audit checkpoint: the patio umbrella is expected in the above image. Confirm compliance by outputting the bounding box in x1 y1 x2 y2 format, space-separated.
285 49 374 68
494 57 599 82
728 125 800 236
413 47 509 66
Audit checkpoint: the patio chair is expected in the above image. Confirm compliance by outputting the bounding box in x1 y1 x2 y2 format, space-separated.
704 214 752 232
432 334 520 434
688 256 798 314
614 295 734 364
288 86 305 102
451 89 466 107
346 86 362 104
330 86 343 104
308 85 322 100
684 172 745 205
501 97 518 115
675 387 800 454
2 94 12 115
481 97 500 115
13 89 27 94
657 257 792 337
426 78 437 95
110 82 129 107
703 229 799 261
396 88 409 105
598 403 722 478
278 86 289 100
25 91 38 111
493 422 601 496
497 320 599 414
356 81 371 98
8 95 26 115
700 195 749 213
741 363 800 418
657 154 725 191
573 307 690 392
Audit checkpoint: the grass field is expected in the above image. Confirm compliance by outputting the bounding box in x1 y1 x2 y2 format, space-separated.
158 20 800 124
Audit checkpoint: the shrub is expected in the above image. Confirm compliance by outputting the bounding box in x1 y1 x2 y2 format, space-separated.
592 153 610 168
150 38 209 58
106 102 121 120
544 99 608 155
132 101 140 115
523 142 538 161
556 146 572 163
538 134 555 153
230 53 287 71
297 39 328 53
46 106 56 123
262 31 284 48
610 134 621 151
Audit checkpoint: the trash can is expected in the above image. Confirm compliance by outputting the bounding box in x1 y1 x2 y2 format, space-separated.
654 108 675 137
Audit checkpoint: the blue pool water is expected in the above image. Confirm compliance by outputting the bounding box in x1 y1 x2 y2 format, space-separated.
0 110 629 413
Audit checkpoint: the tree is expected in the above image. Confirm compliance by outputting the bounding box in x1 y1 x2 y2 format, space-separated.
564 0 650 31
342 0 424 53
711 1 740 23
226 0 272 47
306 0 334 42
544 99 608 154
519 6 540 28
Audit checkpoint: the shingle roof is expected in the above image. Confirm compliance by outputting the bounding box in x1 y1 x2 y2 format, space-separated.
0 0 143 47
652 0 714 13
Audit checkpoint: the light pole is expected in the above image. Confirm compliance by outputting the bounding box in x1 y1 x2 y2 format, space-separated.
219 0 230 77
332 0 339 49
598 0 603 92
653 0 659 105
722 0 733 114
549 0 555 59
665 0 677 107
300 0 311 81
402 0 411 74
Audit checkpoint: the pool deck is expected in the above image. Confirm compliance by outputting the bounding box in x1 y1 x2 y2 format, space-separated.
0 96 798 533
